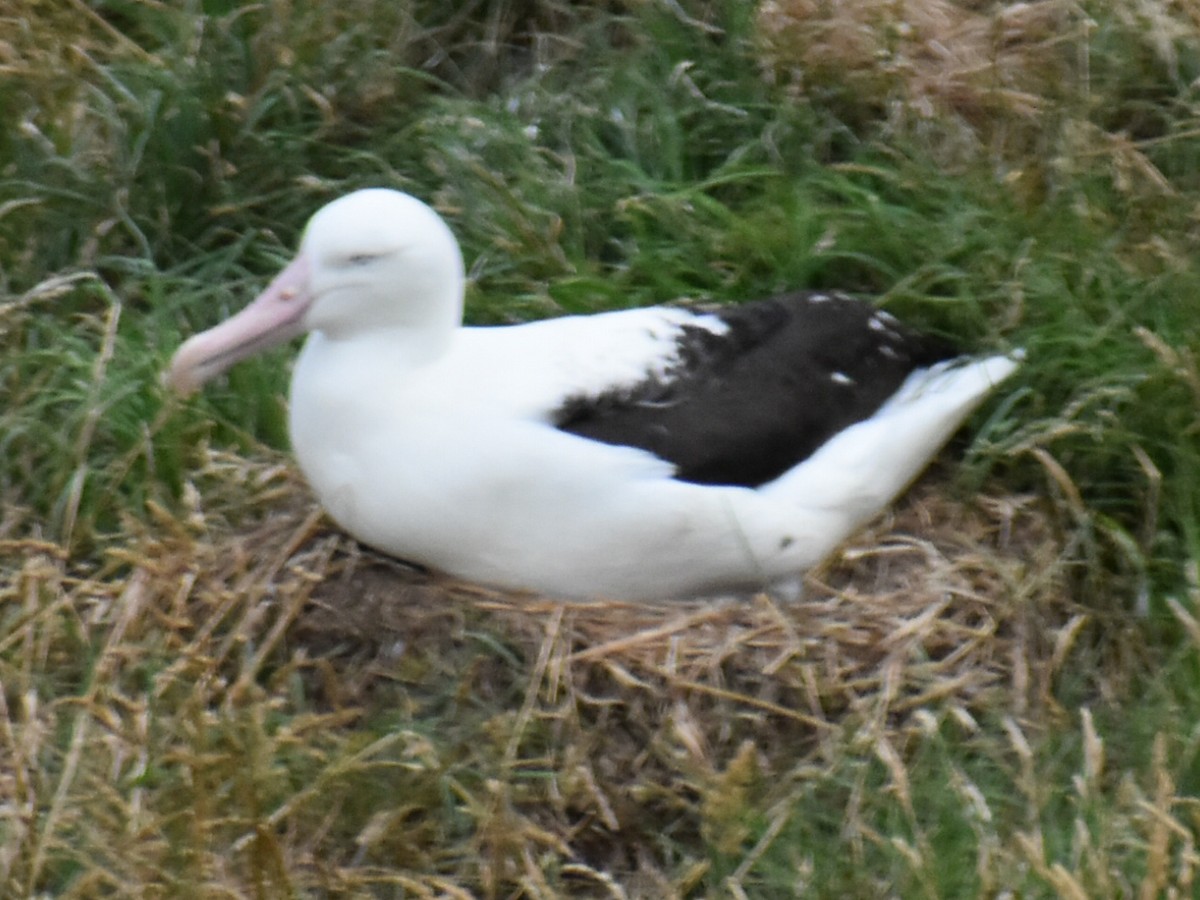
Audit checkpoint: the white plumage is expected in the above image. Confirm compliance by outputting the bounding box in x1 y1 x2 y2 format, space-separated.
168 188 1019 600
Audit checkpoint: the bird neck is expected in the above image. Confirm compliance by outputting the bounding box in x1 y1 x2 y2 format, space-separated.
300 322 455 378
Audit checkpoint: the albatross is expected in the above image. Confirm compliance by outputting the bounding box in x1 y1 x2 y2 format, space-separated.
167 188 1019 601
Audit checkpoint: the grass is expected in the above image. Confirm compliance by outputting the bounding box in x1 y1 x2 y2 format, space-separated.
2 0 1200 895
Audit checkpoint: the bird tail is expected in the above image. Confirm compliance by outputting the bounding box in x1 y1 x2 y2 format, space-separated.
759 352 1021 523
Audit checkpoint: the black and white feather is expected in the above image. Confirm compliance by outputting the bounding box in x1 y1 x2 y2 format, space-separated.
555 291 958 487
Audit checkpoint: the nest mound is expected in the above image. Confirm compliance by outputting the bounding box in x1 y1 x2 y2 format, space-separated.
140 452 1075 744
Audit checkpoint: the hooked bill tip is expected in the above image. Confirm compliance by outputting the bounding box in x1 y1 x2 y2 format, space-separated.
163 344 201 397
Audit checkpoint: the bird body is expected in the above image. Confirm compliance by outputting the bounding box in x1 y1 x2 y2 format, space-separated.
168 189 1018 600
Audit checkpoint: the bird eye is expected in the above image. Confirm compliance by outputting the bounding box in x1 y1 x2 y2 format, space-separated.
346 253 378 266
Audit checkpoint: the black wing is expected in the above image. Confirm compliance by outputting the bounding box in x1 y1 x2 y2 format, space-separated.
553 292 957 487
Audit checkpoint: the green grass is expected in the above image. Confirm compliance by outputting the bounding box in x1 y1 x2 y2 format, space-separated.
3 0 1200 895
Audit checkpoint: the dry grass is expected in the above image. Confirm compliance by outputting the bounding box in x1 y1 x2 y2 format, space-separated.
7 447 1166 895
756 1 1076 129
755 0 1199 188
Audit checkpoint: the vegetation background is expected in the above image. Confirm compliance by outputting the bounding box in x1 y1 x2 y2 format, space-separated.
2 0 1199 895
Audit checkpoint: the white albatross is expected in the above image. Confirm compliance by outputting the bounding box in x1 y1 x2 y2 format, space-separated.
167 188 1019 601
